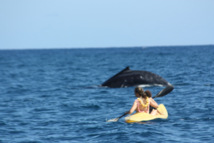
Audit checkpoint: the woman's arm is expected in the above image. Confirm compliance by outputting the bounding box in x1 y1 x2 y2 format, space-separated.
127 100 137 114
150 98 159 108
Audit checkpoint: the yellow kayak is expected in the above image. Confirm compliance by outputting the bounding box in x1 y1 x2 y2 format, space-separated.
125 104 168 123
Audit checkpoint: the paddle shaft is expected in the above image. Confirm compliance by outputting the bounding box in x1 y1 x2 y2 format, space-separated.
118 112 129 119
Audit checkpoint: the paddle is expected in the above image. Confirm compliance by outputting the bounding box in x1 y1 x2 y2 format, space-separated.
106 85 174 122
106 112 129 122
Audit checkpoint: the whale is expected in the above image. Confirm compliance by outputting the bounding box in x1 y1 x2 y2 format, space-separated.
101 67 171 88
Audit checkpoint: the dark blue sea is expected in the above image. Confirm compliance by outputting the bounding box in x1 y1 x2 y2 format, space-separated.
0 45 214 143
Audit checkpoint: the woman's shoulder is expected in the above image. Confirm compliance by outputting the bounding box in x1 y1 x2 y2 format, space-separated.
134 98 140 103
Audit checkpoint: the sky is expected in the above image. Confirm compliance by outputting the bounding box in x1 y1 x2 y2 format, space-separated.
0 0 214 49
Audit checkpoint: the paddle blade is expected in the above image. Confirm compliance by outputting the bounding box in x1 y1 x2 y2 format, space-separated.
153 85 174 98
106 118 119 122
106 112 128 122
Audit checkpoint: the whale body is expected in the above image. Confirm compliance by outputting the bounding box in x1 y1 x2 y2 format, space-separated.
101 67 170 88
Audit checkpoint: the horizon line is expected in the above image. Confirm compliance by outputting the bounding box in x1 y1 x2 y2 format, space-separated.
0 44 214 51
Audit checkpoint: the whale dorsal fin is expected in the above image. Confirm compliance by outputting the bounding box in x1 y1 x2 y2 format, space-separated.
102 66 130 86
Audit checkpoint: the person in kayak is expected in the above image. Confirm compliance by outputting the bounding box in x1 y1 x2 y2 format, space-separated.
126 87 159 115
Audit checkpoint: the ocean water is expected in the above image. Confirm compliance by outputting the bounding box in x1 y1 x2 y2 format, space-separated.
0 45 214 143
